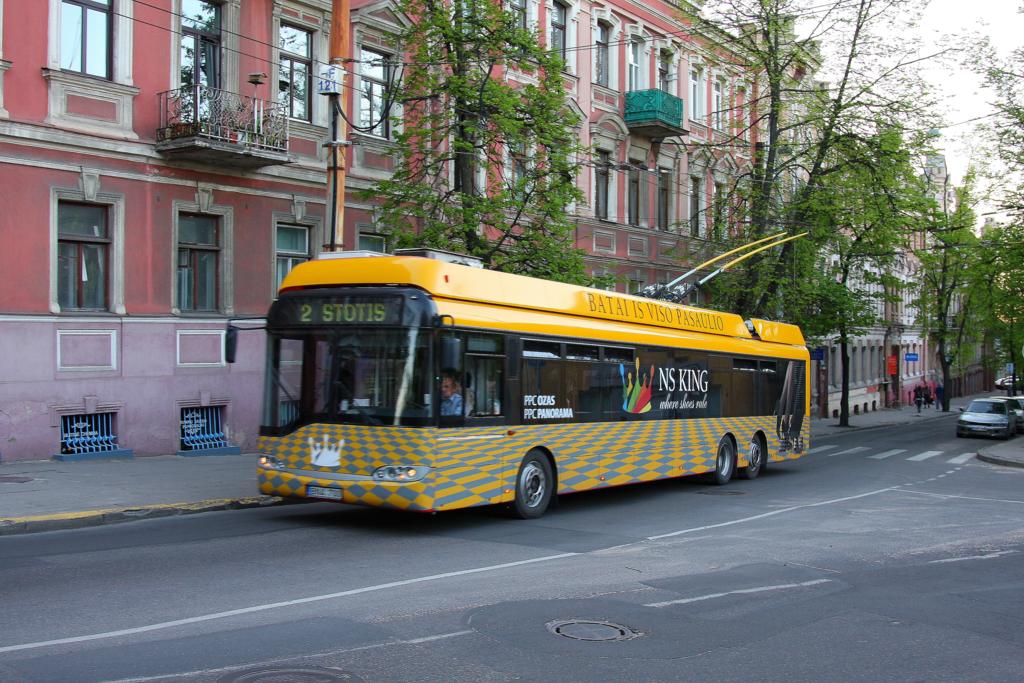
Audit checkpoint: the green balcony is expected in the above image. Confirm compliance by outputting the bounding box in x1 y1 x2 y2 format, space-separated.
624 89 687 139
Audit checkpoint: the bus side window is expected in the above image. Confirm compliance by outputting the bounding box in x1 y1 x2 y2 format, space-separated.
466 334 505 417
466 356 503 415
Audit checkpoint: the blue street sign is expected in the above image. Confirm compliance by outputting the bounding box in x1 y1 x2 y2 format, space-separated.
810 347 825 361
905 353 919 362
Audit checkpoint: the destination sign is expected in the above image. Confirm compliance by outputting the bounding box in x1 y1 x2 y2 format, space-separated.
581 292 728 334
271 295 405 326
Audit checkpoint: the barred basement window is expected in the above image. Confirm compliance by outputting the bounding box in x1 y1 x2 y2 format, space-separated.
180 406 230 450
61 412 121 455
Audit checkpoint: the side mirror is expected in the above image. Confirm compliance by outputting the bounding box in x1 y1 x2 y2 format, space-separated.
958 406 965 412
225 325 238 364
440 335 462 371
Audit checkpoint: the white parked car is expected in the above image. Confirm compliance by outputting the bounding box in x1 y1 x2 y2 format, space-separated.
957 399 1017 439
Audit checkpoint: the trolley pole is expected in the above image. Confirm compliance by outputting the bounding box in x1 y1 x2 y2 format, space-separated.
323 0 351 252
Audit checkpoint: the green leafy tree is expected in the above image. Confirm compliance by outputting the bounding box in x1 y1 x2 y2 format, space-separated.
691 0 940 322
981 8 1024 220
914 173 980 410
369 0 590 283
795 128 923 425
966 221 1024 397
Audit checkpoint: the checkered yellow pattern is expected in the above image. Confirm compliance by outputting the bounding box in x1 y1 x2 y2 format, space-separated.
255 416 809 512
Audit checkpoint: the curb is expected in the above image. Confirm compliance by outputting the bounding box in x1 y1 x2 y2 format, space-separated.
811 409 957 439
0 495 287 536
976 449 1024 469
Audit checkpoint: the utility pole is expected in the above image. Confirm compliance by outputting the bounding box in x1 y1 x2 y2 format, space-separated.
323 0 351 252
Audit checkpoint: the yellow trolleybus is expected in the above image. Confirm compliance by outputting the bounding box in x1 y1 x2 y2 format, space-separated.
252 251 809 518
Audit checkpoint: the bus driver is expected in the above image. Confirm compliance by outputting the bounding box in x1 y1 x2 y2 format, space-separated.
440 370 463 417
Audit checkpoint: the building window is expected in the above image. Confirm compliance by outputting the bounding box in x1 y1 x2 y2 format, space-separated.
278 24 312 121
595 150 610 220
550 2 567 59
658 51 672 92
713 78 724 129
689 177 701 236
510 0 527 30
358 232 387 252
657 171 671 230
177 214 219 312
511 140 529 197
60 0 112 79
627 39 642 92
627 167 640 226
359 48 392 138
595 22 610 87
58 202 108 310
690 68 703 120
712 181 725 238
736 87 747 140
275 224 309 290
628 273 646 294
180 0 221 88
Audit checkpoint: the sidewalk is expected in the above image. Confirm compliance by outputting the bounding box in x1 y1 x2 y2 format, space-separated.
2 395 1022 536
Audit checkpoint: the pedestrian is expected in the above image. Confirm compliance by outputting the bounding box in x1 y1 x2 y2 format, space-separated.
935 383 944 411
913 385 924 414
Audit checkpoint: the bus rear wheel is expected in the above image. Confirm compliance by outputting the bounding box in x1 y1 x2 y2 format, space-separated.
740 434 765 480
512 450 554 519
713 437 735 485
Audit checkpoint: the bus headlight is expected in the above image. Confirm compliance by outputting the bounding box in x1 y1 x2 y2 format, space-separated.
373 465 431 482
259 455 283 469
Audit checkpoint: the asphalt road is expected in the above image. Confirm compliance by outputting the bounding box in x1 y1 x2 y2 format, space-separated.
1 413 1023 682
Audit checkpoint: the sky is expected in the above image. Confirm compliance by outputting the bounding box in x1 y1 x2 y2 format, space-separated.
911 0 1020 187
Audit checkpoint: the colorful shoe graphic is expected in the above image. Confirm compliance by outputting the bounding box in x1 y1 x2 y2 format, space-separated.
620 357 653 413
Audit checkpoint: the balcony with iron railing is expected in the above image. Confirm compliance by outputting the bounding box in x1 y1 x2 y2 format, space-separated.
156 86 292 169
623 89 687 139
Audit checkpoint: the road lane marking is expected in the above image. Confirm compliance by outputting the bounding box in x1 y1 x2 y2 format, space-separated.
807 445 838 454
0 554 576 655
645 579 833 608
928 550 1018 564
908 450 943 461
647 487 899 540
947 453 974 464
895 489 1024 505
828 446 869 457
868 449 906 460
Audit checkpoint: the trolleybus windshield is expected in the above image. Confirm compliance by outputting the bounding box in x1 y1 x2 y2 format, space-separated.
262 327 432 431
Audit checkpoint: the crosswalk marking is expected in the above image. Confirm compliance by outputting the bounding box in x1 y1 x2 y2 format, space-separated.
829 446 870 457
868 449 906 460
908 450 943 461
811 446 976 465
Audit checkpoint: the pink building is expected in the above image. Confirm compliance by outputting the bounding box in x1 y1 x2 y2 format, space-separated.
0 0 756 461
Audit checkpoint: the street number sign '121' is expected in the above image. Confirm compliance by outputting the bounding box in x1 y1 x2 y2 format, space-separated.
318 66 340 95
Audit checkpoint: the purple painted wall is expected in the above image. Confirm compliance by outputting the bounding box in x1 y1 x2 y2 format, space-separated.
0 321 266 461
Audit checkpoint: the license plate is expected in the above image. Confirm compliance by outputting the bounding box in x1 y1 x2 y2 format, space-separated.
307 485 343 501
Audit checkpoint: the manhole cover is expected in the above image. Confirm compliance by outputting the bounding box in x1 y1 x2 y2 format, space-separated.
546 619 642 642
218 667 363 683
697 490 746 496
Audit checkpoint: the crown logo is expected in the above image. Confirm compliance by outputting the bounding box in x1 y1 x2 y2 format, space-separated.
308 435 344 467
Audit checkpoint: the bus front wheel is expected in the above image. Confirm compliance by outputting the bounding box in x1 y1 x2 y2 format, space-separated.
512 450 554 519
713 437 736 486
740 434 765 480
